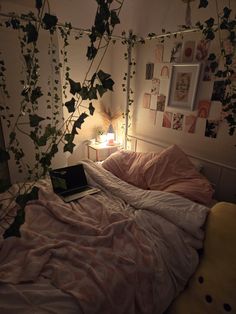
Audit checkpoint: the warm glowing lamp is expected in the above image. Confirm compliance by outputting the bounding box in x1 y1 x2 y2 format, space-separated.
107 123 115 145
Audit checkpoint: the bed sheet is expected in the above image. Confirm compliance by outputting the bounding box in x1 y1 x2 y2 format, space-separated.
0 160 209 314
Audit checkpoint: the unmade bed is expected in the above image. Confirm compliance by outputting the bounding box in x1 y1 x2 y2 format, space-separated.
0 147 212 314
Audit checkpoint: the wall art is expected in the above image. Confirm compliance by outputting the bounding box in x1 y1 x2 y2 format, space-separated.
167 63 201 110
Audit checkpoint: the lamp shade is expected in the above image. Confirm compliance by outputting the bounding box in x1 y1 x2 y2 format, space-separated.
107 123 115 145
107 123 115 134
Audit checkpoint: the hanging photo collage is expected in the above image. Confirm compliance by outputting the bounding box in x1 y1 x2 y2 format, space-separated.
141 37 227 139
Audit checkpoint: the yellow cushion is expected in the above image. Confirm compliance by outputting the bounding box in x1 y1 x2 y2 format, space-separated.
166 202 236 314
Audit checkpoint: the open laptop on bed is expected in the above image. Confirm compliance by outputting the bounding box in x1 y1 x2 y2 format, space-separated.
49 164 100 202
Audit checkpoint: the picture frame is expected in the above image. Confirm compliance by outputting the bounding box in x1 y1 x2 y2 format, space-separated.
167 63 201 111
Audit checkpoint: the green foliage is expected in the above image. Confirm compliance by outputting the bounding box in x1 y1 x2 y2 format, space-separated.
65 97 76 113
3 186 39 239
42 13 58 30
199 0 208 8
0 0 124 236
197 2 236 136
29 114 45 127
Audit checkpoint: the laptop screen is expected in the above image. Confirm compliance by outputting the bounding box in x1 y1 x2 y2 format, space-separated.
49 164 88 194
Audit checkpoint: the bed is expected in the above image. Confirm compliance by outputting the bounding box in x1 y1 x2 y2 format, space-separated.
0 144 224 314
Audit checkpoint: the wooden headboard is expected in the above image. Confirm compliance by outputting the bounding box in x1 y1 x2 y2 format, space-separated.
127 134 236 203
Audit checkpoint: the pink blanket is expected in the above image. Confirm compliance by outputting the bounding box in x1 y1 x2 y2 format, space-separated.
0 160 209 314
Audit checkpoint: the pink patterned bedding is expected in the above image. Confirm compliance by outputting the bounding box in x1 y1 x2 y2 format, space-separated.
0 160 209 314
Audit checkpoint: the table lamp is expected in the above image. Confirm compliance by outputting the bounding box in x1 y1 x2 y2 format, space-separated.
107 123 115 145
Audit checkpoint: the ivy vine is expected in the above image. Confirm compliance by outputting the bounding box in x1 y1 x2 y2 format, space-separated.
0 0 235 238
0 0 123 237
196 1 236 136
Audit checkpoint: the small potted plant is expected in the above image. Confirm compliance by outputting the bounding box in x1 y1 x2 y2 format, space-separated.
96 128 107 143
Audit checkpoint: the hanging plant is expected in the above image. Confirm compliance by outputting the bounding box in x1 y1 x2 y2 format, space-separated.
196 0 236 136
0 0 124 237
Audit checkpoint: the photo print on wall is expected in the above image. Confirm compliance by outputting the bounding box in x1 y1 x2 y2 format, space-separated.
156 94 166 112
195 39 210 62
174 72 192 103
160 64 170 79
143 93 151 109
198 100 211 118
151 78 160 95
184 115 197 133
145 63 154 80
155 44 164 63
205 119 219 138
172 113 184 131
170 42 182 63
162 111 173 128
182 41 195 63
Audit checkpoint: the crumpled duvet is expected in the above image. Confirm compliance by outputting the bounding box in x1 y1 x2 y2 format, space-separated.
0 160 209 314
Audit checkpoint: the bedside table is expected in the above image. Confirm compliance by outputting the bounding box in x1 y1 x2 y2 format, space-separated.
87 142 121 161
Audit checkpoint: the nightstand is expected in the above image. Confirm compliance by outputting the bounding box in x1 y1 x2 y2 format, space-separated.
87 142 121 161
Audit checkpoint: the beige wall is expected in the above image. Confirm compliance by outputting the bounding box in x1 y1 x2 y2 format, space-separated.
1 0 236 183
131 31 236 168
0 0 115 181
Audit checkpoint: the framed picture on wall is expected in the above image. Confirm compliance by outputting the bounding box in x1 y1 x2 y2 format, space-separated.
167 63 201 111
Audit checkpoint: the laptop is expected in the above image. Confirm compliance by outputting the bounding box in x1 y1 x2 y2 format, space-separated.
49 164 100 202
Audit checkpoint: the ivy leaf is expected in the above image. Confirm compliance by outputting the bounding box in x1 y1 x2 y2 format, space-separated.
208 53 216 61
97 70 114 91
78 86 89 100
89 102 95 115
64 141 76 154
3 187 39 239
89 27 97 43
199 0 208 8
74 112 88 129
86 45 98 60
226 55 233 65
64 133 75 142
210 61 218 72
95 12 106 35
102 78 114 91
96 84 107 97
68 78 81 95
29 114 45 127
97 69 111 82
17 186 39 209
88 87 98 100
100 2 110 21
65 97 76 113
9 131 16 144
205 17 214 28
0 148 10 163
37 136 48 146
25 22 38 43
223 7 231 19
205 29 215 40
30 86 43 103
11 18 20 29
42 13 58 30
110 10 120 27
36 0 43 11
